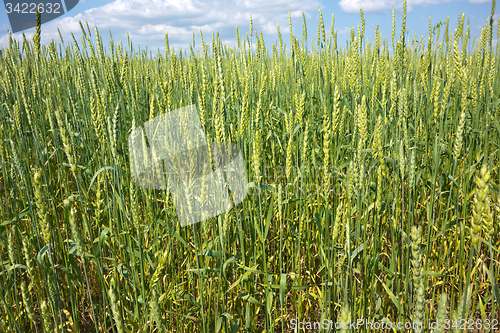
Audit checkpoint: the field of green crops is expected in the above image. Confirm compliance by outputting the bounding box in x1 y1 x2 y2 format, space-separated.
1 1 499 331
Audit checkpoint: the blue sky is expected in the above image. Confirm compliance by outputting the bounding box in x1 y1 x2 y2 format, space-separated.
1 0 498 56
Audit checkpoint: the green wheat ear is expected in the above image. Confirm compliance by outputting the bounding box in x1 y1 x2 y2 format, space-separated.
108 276 125 333
68 200 84 256
34 170 51 244
452 284 473 333
40 300 54 333
411 226 425 331
339 304 351 333
21 280 35 323
471 165 493 245
434 293 448 333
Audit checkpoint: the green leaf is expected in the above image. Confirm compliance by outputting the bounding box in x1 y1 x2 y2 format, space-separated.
114 191 124 212
266 288 274 317
238 293 265 307
283 198 300 204
82 252 95 259
172 230 189 248
483 263 500 304
216 317 224 333
163 309 199 322
222 253 241 280
221 312 233 323
55 264 81 286
226 269 253 294
423 270 446 278
272 132 284 153
325 245 345 251
95 227 112 255
292 124 301 137
336 162 350 172
236 264 265 274
37 244 51 267
67 254 84 285
444 173 459 187
119 244 133 256
216 313 239 333
245 182 256 189
477 235 500 253
186 268 220 274
350 243 364 265
263 196 274 240
230 318 240 333
259 183 275 192
7 264 28 273
60 163 92 176
378 278 401 313
279 273 287 307
176 290 201 308
374 293 382 314
198 249 222 257
245 182 275 194
87 166 114 192
117 263 131 281
273 106 288 116
434 217 459 241
1 207 30 227
314 211 322 232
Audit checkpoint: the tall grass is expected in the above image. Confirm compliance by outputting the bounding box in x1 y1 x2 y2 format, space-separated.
0 1 499 331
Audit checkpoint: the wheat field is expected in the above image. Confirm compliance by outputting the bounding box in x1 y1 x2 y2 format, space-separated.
0 1 499 332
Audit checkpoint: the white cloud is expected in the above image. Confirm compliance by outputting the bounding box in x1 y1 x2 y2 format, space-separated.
1 0 321 51
337 27 352 35
338 0 458 13
468 0 490 3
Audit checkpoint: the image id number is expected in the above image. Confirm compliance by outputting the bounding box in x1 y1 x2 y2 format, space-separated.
5 3 62 14
444 319 498 330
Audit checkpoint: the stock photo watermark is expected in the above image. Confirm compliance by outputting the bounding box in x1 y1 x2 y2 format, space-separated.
289 318 499 331
129 105 248 227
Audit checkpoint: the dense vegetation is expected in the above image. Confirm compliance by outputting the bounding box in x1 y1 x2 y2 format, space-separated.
0 1 499 331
